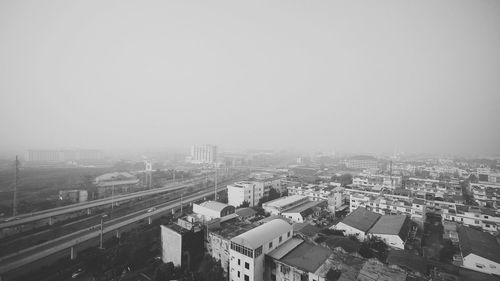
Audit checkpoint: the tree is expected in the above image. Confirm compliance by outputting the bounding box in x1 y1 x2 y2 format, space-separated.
469 174 478 183
339 174 353 186
358 236 388 262
239 201 250 208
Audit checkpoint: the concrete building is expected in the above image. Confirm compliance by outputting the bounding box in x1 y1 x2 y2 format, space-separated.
266 240 407 281
368 215 411 250
58 190 88 203
227 181 266 207
262 195 310 216
189 144 217 164
94 172 140 198
457 226 500 275
25 149 103 162
192 201 235 222
344 155 379 170
229 219 293 281
349 192 426 227
268 239 333 281
333 207 381 241
442 204 500 234
281 200 327 223
160 223 205 270
287 184 347 214
206 216 257 274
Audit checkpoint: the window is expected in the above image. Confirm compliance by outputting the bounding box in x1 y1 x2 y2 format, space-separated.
254 246 263 257
269 242 273 249
484 215 489 219
244 275 249 281
279 236 283 243
238 259 240 265
238 271 240 278
245 262 249 269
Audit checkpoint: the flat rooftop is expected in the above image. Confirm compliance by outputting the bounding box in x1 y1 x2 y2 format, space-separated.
282 200 325 214
209 217 257 240
264 195 308 208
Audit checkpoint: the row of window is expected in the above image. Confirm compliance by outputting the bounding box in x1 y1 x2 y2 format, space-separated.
231 242 254 258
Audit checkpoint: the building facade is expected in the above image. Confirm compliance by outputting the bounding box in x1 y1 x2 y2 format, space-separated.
190 144 217 164
229 219 293 281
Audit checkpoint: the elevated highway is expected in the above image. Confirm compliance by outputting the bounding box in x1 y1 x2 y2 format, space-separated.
0 177 206 229
0 178 240 280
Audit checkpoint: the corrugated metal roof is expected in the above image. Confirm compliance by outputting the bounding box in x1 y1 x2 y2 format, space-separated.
341 207 381 232
457 225 500 263
267 238 304 260
199 201 231 212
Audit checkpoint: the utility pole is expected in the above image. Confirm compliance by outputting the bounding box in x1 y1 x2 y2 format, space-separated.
214 166 218 201
180 193 183 214
390 160 393 188
13 155 19 217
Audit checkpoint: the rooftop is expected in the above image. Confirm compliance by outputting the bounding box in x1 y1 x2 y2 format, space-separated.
267 238 304 260
264 195 308 208
235 207 257 218
369 215 410 241
279 242 333 273
457 225 500 263
198 201 231 212
282 200 325 214
231 219 292 249
293 222 321 238
96 172 136 182
209 217 256 240
341 207 381 232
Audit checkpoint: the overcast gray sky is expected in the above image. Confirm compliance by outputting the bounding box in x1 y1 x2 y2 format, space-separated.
1 0 499 155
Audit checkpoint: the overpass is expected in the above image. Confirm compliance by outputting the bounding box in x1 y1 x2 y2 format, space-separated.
0 179 239 280
0 176 209 229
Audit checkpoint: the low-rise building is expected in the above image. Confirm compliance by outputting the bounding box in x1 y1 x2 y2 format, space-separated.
457 226 500 275
94 172 140 198
206 216 257 274
160 222 204 270
287 184 347 214
333 207 381 241
228 181 265 207
368 215 411 250
442 205 500 234
281 200 327 223
229 219 293 281
262 195 310 216
58 189 88 203
348 192 426 227
192 201 235 222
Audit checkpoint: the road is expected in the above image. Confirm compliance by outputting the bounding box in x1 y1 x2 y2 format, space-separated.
0 177 240 278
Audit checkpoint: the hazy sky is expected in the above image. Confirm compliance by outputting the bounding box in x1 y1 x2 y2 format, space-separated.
1 0 499 155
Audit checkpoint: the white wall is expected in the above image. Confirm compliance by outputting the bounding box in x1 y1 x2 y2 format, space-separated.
462 254 500 276
228 186 245 207
161 225 182 266
282 212 304 223
333 222 366 241
370 233 404 249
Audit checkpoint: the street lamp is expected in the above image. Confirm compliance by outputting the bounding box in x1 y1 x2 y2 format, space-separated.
99 214 108 249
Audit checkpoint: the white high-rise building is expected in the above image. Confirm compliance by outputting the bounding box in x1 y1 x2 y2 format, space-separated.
189 144 217 164
229 219 293 281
